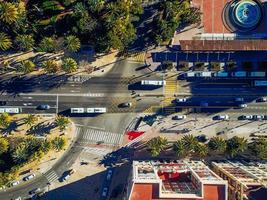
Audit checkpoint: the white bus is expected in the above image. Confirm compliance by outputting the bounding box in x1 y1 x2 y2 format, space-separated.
254 80 267 86
70 108 85 113
87 107 107 113
141 80 166 86
0 108 21 114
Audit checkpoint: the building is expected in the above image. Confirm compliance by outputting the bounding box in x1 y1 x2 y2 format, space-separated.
125 160 228 200
212 160 267 200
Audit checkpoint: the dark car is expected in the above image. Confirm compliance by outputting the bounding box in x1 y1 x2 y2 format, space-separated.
0 101 7 106
36 104 50 110
29 188 41 195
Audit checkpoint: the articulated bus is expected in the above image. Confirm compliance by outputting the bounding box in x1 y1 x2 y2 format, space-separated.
0 108 21 114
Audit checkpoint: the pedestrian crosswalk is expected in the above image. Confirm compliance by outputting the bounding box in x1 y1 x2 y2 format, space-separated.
164 78 177 96
81 147 113 157
45 170 59 183
77 127 123 146
127 52 146 63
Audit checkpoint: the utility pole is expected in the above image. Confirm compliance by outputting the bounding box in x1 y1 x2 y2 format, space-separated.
56 94 59 114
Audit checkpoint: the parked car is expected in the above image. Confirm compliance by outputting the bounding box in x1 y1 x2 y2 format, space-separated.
235 97 244 102
196 134 209 143
37 104 50 110
241 115 253 120
102 187 108 197
13 197 21 200
10 181 20 187
176 98 187 103
172 115 186 120
216 115 229 120
29 187 41 195
257 97 267 102
0 101 6 106
106 169 113 181
253 115 264 120
23 173 35 181
61 169 75 181
238 104 247 108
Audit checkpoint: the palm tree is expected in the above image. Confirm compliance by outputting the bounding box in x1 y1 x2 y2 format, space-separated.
181 134 198 152
24 114 37 127
0 32 12 51
249 139 267 159
15 34 35 51
38 37 57 53
42 60 60 73
62 57 78 73
64 35 81 52
147 136 168 157
55 115 70 131
173 140 186 158
0 2 19 24
18 60 35 74
208 137 227 154
52 137 67 151
194 143 208 157
0 137 9 155
0 113 11 128
227 136 247 158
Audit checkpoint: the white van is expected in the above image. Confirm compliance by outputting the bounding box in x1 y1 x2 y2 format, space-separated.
70 108 85 113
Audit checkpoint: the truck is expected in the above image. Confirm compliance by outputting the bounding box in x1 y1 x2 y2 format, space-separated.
141 80 166 86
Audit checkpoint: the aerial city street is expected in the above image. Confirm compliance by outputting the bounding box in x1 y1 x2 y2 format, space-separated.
1 0 267 200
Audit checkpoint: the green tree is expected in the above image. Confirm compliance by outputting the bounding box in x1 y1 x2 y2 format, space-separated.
208 137 227 154
40 140 52 153
0 137 9 155
55 115 70 131
62 58 78 73
18 60 35 74
52 137 67 151
11 142 28 164
0 113 11 128
227 136 247 158
0 2 19 24
0 32 12 51
250 139 267 159
181 134 198 152
64 35 80 52
24 114 37 127
147 136 168 157
173 140 186 158
15 34 34 51
194 143 208 157
38 37 57 53
42 60 60 73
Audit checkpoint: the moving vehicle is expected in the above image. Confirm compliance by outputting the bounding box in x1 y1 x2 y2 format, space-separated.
29 188 41 195
23 173 35 181
87 107 107 113
235 97 244 102
70 108 85 113
61 169 76 181
172 115 186 120
141 80 166 86
0 101 6 106
102 187 108 197
238 104 247 108
106 169 113 181
254 80 267 87
0 107 21 114
216 115 229 120
119 102 132 108
37 104 50 110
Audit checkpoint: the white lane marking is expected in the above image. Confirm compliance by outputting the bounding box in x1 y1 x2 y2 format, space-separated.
18 93 105 97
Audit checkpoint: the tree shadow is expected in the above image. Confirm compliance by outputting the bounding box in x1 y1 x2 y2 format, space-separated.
26 121 57 136
0 121 19 135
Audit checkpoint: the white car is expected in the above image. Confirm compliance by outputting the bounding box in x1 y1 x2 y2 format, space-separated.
172 115 186 120
253 115 264 120
24 173 35 181
14 197 21 200
62 174 70 181
217 115 229 120
10 181 20 187
176 98 187 103
257 97 267 102
102 187 108 197
106 169 113 180
239 104 247 108
242 115 253 120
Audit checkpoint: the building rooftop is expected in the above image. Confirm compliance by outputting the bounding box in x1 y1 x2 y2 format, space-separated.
129 160 227 200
